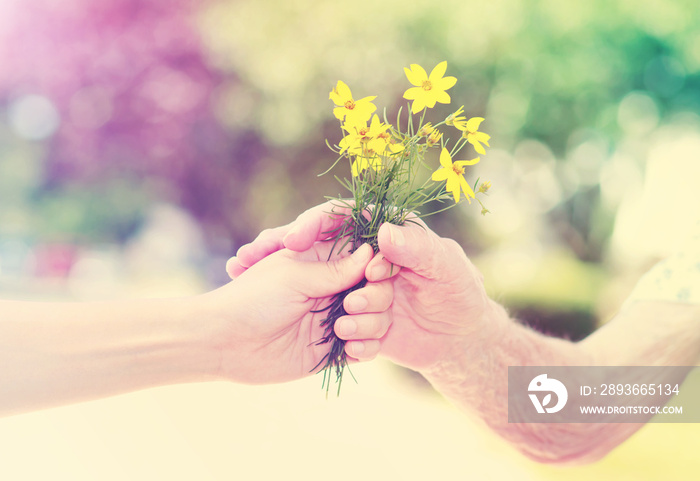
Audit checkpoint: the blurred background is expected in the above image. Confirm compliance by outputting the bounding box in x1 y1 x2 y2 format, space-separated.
0 0 698 479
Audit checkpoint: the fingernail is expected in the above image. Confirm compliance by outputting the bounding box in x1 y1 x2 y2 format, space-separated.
235 244 252 266
337 318 357 337
389 226 405 246
370 264 387 280
353 244 371 263
351 341 365 356
346 295 368 312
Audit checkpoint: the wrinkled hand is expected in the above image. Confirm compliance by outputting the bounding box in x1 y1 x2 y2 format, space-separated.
207 241 393 384
226 202 490 372
365 221 490 371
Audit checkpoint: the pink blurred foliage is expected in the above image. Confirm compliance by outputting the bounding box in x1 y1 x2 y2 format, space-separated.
0 0 262 253
1 0 218 174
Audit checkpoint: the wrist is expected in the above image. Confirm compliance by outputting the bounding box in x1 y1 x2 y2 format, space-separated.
425 297 509 371
420 298 512 407
190 283 263 383
153 294 228 384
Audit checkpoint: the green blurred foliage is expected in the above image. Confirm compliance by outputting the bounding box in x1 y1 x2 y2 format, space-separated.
0 125 150 244
200 0 700 148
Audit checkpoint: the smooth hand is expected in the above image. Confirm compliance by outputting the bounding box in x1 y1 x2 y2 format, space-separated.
208 241 393 384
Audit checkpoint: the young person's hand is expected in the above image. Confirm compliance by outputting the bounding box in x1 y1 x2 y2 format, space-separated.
206 242 394 384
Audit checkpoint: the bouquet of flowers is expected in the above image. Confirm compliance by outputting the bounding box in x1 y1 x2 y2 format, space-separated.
314 61 492 394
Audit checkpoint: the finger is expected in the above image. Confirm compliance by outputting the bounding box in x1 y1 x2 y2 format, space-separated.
235 201 369 269
345 339 381 361
343 279 393 314
283 200 355 252
334 311 392 341
225 256 247 279
365 254 402 282
236 226 290 268
293 243 373 298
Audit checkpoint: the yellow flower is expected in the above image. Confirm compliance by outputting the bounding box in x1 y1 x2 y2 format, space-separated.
426 128 442 147
417 122 442 146
418 122 435 137
403 61 457 114
478 180 491 194
340 115 389 155
351 155 382 177
446 105 466 127
431 148 480 203
329 80 377 124
339 118 369 155
456 117 490 155
376 130 405 156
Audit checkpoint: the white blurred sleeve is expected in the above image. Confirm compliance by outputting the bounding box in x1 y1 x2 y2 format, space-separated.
623 218 700 306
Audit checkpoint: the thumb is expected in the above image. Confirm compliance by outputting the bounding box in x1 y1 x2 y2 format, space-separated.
293 243 373 298
377 223 451 279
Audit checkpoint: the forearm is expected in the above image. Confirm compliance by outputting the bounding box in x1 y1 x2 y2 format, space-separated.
421 299 606 463
420 300 700 464
0 297 221 417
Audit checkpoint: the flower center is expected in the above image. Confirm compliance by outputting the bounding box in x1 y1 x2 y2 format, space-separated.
452 164 465 175
344 100 356 110
422 80 433 91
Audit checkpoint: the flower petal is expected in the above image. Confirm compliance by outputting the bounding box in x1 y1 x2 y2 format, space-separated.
434 75 457 91
329 90 341 105
423 94 438 109
439 148 453 168
333 106 346 120
428 61 448 82
329 82 341 104
354 99 378 117
455 157 480 166
332 80 352 103
469 138 486 155
475 131 491 146
466 117 484 132
434 90 451 105
411 96 427 114
431 167 450 181
342 118 366 133
459 176 475 202
445 175 460 202
404 64 428 86
453 119 468 130
403 86 422 101
351 157 368 177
